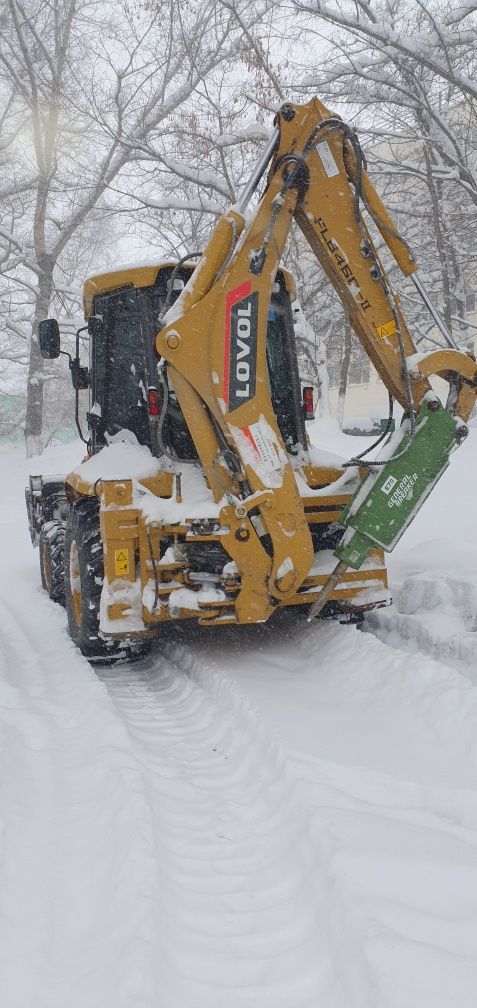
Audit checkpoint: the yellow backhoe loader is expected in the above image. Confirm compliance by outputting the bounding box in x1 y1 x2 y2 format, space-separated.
26 97 477 661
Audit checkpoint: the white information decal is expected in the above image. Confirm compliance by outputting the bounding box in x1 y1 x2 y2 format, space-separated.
381 475 397 496
247 420 282 473
316 140 340 178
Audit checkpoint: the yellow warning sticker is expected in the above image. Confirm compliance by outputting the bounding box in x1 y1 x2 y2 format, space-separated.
376 319 398 340
114 549 130 576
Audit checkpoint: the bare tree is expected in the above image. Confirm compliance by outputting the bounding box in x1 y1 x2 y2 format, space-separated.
0 0 276 454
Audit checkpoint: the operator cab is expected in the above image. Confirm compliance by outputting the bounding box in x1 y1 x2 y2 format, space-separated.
82 261 308 459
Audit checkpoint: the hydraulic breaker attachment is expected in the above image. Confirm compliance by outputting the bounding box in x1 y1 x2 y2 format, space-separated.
309 395 467 618
337 396 467 567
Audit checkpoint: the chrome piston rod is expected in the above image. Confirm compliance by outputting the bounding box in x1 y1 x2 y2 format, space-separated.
410 273 459 351
237 128 280 215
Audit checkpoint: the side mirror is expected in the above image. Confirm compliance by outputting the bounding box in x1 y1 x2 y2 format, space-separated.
38 318 60 359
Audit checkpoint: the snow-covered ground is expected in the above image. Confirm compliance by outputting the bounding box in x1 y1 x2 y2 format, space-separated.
1 420 476 1007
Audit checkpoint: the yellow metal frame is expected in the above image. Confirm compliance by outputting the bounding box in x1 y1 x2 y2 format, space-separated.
64 470 388 633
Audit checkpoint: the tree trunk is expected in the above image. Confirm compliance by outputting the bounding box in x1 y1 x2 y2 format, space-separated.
422 143 454 339
316 342 331 419
336 327 352 429
25 270 53 457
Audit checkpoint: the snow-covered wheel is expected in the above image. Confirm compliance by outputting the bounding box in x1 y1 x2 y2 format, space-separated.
64 497 149 664
39 522 66 604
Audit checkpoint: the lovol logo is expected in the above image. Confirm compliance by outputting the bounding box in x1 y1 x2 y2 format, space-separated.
223 280 258 411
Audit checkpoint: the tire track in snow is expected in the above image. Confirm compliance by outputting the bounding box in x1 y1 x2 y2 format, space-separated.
285 745 477 1003
97 643 374 1008
0 580 370 1008
364 572 477 675
186 613 477 1007
0 597 62 1005
0 594 184 1008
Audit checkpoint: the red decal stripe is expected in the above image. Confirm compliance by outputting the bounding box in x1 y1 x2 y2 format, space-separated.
241 425 259 456
223 280 252 406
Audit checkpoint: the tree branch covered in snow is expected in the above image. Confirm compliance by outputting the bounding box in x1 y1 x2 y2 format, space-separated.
294 0 477 100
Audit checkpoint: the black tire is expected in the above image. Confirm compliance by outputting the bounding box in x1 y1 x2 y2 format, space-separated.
64 497 149 664
39 521 66 604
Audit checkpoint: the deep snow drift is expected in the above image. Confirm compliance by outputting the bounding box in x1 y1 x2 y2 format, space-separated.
0 419 476 1007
